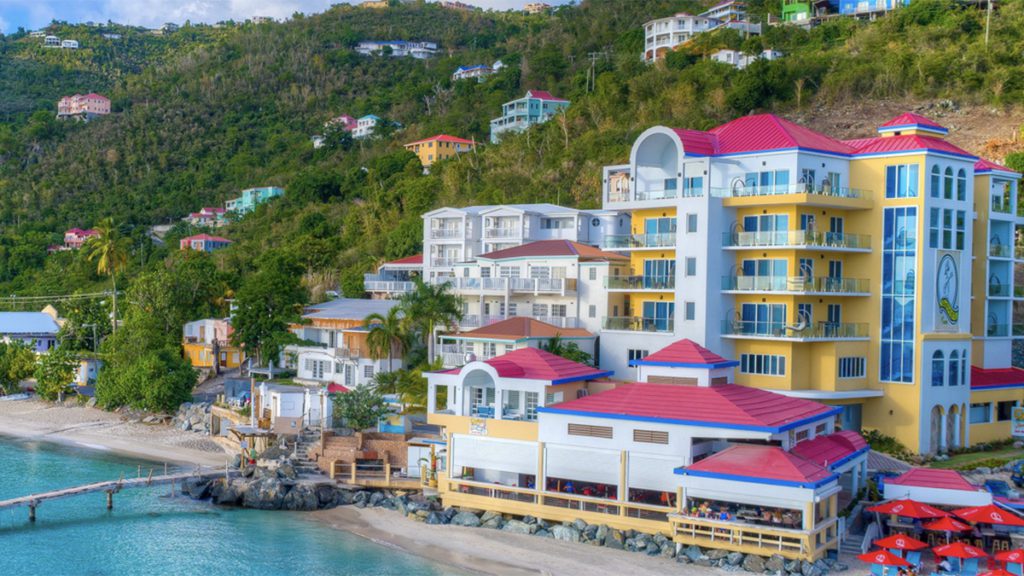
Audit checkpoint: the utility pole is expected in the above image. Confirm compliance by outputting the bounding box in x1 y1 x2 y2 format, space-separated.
985 0 993 47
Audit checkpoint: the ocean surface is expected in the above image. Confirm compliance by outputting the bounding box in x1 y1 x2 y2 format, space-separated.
0 436 462 576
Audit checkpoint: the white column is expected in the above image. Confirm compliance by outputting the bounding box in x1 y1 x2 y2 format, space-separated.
427 383 437 415
494 385 503 420
939 409 948 453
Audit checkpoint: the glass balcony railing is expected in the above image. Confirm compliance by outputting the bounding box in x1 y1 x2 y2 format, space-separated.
602 316 675 333
430 228 463 239
721 276 870 294
710 184 869 200
722 230 871 250
722 320 869 339
483 228 520 239
990 283 1011 298
601 232 676 249
604 275 676 290
991 244 1013 258
992 197 1013 214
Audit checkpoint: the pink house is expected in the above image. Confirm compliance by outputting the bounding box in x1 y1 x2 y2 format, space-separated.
180 233 232 253
57 93 111 119
183 207 227 227
325 114 358 132
64 228 100 250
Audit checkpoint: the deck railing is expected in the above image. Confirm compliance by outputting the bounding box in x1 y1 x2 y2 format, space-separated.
601 232 676 250
603 316 675 333
710 184 869 200
722 275 870 294
722 320 869 340
605 275 676 290
723 230 871 250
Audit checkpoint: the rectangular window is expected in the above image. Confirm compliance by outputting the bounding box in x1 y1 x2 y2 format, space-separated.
568 423 613 439
363 365 374 378
998 401 1017 422
955 210 965 251
929 207 939 249
797 303 812 324
545 391 564 405
739 353 786 376
838 357 866 378
880 207 917 383
942 209 953 249
685 301 696 321
525 392 539 421
532 303 549 317
683 176 703 197
589 267 597 281
740 303 787 335
970 403 992 424
686 213 698 233
588 305 597 318
628 349 649 362
685 257 697 276
885 164 920 198
633 429 669 444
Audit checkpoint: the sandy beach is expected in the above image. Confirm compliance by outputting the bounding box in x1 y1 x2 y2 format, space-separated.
0 398 231 468
313 505 714 576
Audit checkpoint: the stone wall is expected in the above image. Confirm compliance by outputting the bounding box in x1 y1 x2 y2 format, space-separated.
311 431 412 473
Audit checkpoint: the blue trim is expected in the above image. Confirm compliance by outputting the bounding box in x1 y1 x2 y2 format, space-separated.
673 467 839 489
821 446 870 470
854 149 978 161
877 123 949 135
976 168 1022 178
549 370 614 385
630 359 740 369
536 405 842 434
712 146 852 160
972 383 1024 391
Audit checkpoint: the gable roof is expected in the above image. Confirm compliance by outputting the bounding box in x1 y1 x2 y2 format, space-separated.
539 383 838 432
478 240 627 261
670 128 718 157
449 317 593 342
676 444 836 488
0 312 60 335
878 113 949 135
302 298 400 321
887 468 982 492
791 430 869 470
405 134 476 147
975 158 1021 176
382 254 423 267
525 89 568 102
708 114 855 156
844 134 976 159
445 347 611 384
971 366 1024 390
630 338 738 369
182 233 231 243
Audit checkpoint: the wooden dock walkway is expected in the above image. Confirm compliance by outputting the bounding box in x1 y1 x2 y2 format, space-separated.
0 466 235 521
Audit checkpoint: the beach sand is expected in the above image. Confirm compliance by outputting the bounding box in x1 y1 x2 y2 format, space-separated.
0 398 231 468
313 505 716 576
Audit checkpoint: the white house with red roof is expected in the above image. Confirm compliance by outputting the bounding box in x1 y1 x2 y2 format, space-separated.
179 233 232 253
437 316 597 368
490 89 570 143
182 207 228 228
63 228 100 250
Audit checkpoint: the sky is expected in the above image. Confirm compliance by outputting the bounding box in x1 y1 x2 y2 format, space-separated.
0 0 569 33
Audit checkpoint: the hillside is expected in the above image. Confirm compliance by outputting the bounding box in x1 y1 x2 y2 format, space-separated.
1 0 1024 299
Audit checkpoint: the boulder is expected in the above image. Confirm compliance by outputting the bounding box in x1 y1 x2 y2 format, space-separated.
743 554 766 573
684 545 703 562
182 478 211 500
276 463 298 481
708 549 730 561
451 511 482 527
572 519 588 532
604 528 625 549
426 512 446 525
551 524 581 543
785 560 802 573
522 515 538 525
243 477 287 510
677 553 693 564
316 485 339 508
694 557 714 567
210 480 242 506
282 484 319 511
535 529 552 538
369 492 385 507
832 563 849 573
502 519 537 535
659 543 676 559
480 511 503 529
766 554 786 573
594 525 608 544
583 524 599 542
727 552 745 566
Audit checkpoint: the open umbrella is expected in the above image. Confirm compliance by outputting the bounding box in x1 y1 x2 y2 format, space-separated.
955 504 1024 527
934 541 988 559
981 571 1017 576
858 550 912 567
996 550 1024 576
875 534 929 551
923 516 973 544
867 499 949 519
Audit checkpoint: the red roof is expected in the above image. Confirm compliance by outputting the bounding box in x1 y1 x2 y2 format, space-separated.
670 128 718 156
526 89 568 102
405 134 476 146
327 383 350 394
681 444 835 487
954 504 1024 527
858 550 912 567
866 499 949 519
182 233 231 243
972 366 1024 389
542 383 836 432
66 228 99 236
888 468 981 492
452 317 593 341
478 240 626 261
448 347 611 384
82 93 110 101
791 430 869 469
632 338 737 368
874 534 929 551
879 112 948 132
708 114 855 156
975 158 1020 175
383 254 424 266
844 134 976 159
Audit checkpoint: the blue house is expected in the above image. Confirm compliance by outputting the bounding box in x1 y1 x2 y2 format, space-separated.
490 89 570 144
225 186 284 215
0 312 60 353
837 0 909 15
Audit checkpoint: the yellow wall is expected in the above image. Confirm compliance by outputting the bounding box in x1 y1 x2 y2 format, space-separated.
183 342 245 369
404 139 475 167
969 388 1023 444
428 413 539 441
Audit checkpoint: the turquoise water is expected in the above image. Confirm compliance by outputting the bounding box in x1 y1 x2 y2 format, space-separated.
0 436 461 576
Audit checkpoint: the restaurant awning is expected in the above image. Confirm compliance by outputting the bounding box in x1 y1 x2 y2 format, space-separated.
955 504 1024 527
934 541 988 559
866 498 949 519
858 550 912 567
874 534 928 551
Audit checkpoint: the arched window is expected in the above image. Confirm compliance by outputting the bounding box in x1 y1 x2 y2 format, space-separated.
961 348 968 385
944 167 954 200
931 165 941 198
956 168 967 201
932 350 945 386
949 350 959 386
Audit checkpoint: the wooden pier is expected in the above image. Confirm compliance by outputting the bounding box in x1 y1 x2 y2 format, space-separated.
0 466 235 522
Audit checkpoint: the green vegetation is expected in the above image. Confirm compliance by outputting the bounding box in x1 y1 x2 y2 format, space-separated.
33 345 78 401
862 429 914 462
542 335 594 366
332 385 390 433
0 342 36 394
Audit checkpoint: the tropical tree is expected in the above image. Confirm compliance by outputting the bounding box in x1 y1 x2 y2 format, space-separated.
542 335 594 366
0 341 36 395
332 385 390 448
394 357 444 413
34 345 79 401
83 218 131 334
231 253 306 366
364 306 408 375
399 278 462 362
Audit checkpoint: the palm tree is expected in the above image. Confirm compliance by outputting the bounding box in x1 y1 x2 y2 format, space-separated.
542 335 594 366
364 306 408 376
399 278 462 361
84 218 130 334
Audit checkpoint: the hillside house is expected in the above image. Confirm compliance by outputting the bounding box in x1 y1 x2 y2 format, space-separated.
524 3 552 14
364 254 422 299
63 228 100 250
43 35 60 47
0 312 60 353
490 90 569 143
183 207 227 228
642 2 761 63
57 94 111 120
225 186 284 215
353 115 380 139
710 48 783 69
452 64 494 82
355 40 438 59
404 135 476 169
61 39 79 49
183 318 245 371
179 233 232 253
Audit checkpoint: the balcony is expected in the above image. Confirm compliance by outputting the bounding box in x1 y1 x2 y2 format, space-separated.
722 230 871 251
712 184 872 210
603 316 675 333
363 279 416 294
430 228 463 240
605 275 676 291
458 314 581 330
450 277 510 292
508 277 576 294
721 276 870 295
430 258 459 268
601 232 676 250
722 320 869 341
484 227 520 239
992 196 1013 215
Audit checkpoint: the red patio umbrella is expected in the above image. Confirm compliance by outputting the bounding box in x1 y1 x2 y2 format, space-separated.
995 550 1024 563
980 570 1017 576
954 505 1024 527
924 517 972 532
859 550 913 567
867 499 950 519
875 534 929 551
934 541 988 559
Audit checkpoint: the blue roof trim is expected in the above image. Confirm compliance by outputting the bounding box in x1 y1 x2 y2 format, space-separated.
822 446 870 470
629 359 740 369
536 405 842 433
673 467 839 489
549 370 614 385
972 383 1024 391
877 123 949 135
712 146 853 160
975 168 1021 178
853 148 978 161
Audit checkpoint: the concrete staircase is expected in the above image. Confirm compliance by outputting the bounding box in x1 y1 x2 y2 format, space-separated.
291 430 326 478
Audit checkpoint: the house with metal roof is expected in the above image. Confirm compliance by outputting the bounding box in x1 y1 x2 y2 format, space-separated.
0 312 60 353
437 316 596 369
490 90 570 143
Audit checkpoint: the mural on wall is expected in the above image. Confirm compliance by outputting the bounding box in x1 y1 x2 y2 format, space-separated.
935 251 960 332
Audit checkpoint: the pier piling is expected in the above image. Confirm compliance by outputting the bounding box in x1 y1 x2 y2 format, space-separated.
106 491 113 510
28 504 35 522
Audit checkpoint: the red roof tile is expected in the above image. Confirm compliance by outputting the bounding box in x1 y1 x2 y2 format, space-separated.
845 134 976 158
971 366 1024 389
452 347 611 384
680 444 835 487
888 468 981 492
478 240 626 261
542 383 837 432
791 430 869 469
976 158 1020 176
670 128 718 156
526 89 568 102
452 317 593 341
384 254 424 266
405 134 476 146
879 113 948 132
708 114 855 156
632 338 737 368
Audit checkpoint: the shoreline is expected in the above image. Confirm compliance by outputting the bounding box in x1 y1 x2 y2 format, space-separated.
0 398 230 468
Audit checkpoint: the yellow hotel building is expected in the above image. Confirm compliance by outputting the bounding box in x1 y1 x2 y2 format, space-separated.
595 112 1024 455
404 134 476 168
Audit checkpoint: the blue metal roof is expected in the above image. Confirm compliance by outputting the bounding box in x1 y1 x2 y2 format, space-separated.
0 312 60 335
